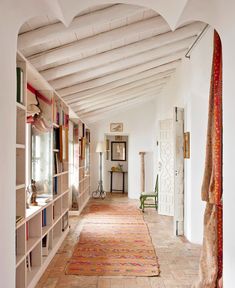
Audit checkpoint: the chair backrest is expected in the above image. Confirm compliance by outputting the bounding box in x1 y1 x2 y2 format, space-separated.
154 174 159 194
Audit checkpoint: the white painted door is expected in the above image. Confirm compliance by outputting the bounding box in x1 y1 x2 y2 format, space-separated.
173 107 184 236
158 119 174 216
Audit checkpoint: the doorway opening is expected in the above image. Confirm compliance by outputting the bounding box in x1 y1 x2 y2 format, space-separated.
104 134 129 197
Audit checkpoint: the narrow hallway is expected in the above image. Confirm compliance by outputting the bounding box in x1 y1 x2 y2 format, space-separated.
36 194 201 288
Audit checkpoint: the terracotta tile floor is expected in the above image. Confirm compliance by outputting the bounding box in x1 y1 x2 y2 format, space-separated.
36 194 201 288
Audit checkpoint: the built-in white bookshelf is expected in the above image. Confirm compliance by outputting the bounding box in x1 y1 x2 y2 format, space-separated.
16 52 70 288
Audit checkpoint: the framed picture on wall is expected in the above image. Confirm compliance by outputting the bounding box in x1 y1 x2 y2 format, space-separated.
110 123 123 132
111 141 126 161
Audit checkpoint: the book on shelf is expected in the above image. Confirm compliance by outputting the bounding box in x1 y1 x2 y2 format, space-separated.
54 153 58 174
42 234 49 256
16 67 24 104
26 253 32 271
53 127 60 150
53 177 58 195
42 209 47 227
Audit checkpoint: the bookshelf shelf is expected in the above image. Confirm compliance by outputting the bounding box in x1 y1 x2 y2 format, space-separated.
27 238 40 253
16 144 26 149
42 225 52 238
16 102 26 110
26 206 42 220
16 184 26 190
16 254 26 268
52 123 59 128
16 220 25 230
53 171 68 177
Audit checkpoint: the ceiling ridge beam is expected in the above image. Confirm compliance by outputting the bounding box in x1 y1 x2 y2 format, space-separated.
28 16 171 69
58 59 180 97
65 70 173 104
18 4 149 50
69 76 169 107
42 22 204 81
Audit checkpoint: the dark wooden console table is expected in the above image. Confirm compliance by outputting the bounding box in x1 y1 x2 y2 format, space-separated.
109 171 127 193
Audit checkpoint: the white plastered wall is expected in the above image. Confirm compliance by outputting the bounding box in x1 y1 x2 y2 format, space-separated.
1 0 235 286
154 28 214 244
90 100 156 199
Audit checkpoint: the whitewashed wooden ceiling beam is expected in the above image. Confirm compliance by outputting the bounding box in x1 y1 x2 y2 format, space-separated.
77 88 162 116
50 38 192 90
28 16 171 69
75 85 163 114
18 4 150 50
65 69 174 103
41 22 204 81
68 75 169 107
83 96 157 123
58 59 180 97
72 82 165 113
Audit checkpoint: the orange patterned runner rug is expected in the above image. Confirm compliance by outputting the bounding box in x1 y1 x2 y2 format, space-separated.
66 203 160 276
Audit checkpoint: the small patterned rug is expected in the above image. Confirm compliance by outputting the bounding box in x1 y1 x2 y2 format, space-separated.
66 203 160 276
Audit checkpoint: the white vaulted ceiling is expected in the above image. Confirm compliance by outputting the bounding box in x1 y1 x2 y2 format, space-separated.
18 3 205 123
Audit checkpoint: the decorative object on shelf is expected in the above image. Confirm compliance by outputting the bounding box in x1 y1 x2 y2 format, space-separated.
111 141 126 161
29 179 38 206
118 163 123 171
111 163 123 172
184 132 190 159
92 141 106 199
26 186 32 209
110 122 123 132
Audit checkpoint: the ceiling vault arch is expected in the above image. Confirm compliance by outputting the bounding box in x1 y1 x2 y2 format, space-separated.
17 0 211 123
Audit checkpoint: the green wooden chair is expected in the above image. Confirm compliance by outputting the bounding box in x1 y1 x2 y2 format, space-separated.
139 175 158 212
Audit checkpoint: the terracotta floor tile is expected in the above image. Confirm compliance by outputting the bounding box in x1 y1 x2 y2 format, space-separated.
35 194 201 288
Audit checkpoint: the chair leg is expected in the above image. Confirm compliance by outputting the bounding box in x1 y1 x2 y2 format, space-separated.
139 197 143 210
155 196 158 210
142 197 145 212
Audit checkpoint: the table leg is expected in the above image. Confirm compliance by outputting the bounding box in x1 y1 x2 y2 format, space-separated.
122 172 125 194
110 172 113 193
